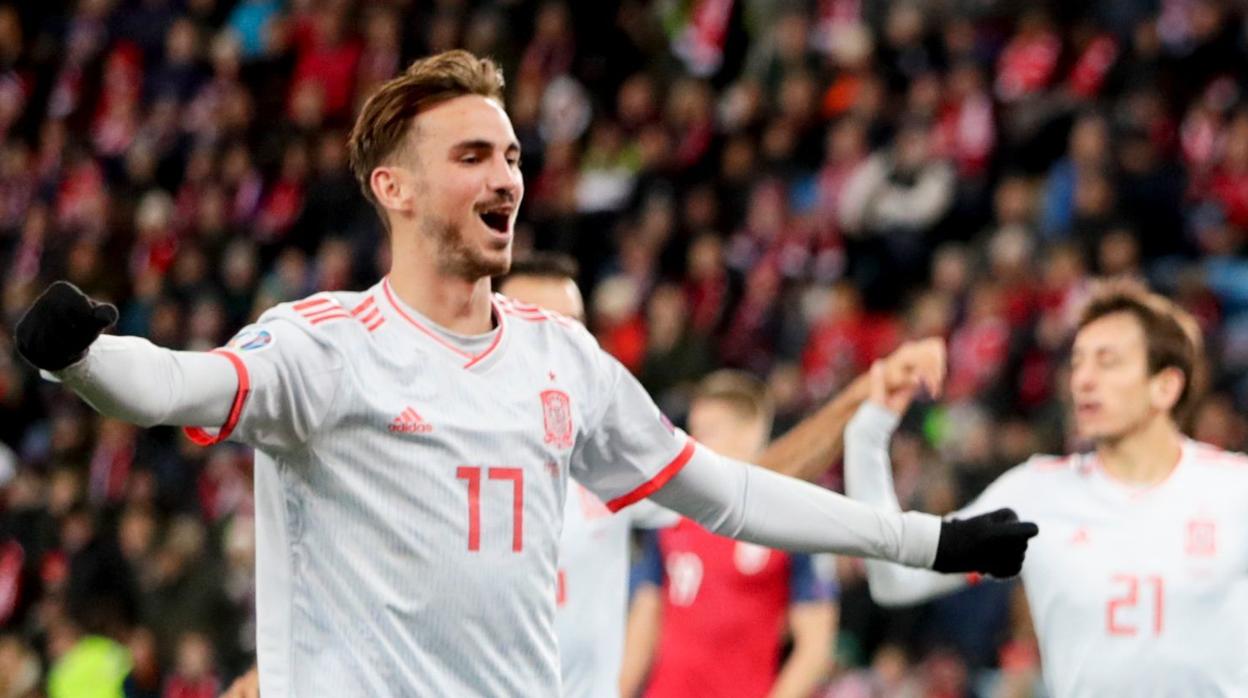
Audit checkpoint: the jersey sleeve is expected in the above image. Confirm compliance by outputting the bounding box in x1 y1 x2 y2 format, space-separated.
788 553 838 604
570 344 694 512
627 499 681 530
183 306 344 455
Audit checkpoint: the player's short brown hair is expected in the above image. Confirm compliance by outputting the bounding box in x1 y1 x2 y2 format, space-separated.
693 370 775 433
1075 279 1206 425
347 50 506 215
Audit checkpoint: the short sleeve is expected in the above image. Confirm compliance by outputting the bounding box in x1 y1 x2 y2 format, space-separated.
569 348 694 513
184 312 344 455
788 553 838 604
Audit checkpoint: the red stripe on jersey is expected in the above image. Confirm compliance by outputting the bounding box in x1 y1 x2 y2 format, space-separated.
382 279 473 359
302 304 345 320
503 310 548 322
358 308 380 325
606 437 696 512
367 318 385 332
966 572 984 585
293 297 330 311
508 298 543 313
184 349 251 446
462 300 506 369
351 296 376 316
310 312 351 325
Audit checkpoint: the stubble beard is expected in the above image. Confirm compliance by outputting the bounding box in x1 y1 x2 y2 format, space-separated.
425 213 510 280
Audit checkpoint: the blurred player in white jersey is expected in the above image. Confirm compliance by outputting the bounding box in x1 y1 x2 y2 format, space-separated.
498 253 947 698
13 50 1037 697
843 279 1248 697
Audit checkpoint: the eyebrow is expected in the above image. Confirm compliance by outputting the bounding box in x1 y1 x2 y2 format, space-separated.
450 140 521 156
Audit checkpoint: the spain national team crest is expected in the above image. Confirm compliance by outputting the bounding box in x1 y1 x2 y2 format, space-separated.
1185 518 1217 557
541 389 574 450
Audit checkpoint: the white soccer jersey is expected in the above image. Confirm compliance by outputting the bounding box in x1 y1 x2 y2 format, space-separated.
959 442 1248 697
185 279 694 697
555 482 676 698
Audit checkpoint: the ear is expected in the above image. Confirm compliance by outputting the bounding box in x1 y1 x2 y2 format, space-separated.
369 165 415 218
1149 366 1186 413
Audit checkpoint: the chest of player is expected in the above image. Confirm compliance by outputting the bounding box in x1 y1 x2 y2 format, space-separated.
1023 481 1246 638
311 345 594 559
339 345 589 466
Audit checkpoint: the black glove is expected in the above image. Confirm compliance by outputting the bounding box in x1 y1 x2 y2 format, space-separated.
932 508 1038 577
14 281 118 371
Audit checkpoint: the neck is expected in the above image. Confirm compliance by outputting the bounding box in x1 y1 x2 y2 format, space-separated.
387 237 495 335
1095 413 1183 486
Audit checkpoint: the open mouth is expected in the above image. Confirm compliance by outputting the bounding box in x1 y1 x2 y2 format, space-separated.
478 209 512 234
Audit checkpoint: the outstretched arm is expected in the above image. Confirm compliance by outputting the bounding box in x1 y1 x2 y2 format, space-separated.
17 281 341 454
844 401 975 604
844 362 1026 605
758 338 946 481
576 339 1035 575
649 442 942 565
16 282 237 427
649 440 1036 574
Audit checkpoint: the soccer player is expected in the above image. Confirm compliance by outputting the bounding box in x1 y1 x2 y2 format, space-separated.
843 280 1248 696
498 253 947 698
627 370 838 698
13 50 1036 696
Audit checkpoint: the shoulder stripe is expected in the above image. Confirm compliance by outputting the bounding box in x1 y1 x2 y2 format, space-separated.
304 304 346 320
606 437 697 512
310 312 351 325
293 296 332 311
351 296 376 316
503 309 550 323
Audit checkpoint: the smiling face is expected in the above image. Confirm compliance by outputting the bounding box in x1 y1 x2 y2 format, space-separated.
399 95 524 279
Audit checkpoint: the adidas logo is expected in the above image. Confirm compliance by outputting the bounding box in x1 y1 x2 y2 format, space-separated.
389 407 433 434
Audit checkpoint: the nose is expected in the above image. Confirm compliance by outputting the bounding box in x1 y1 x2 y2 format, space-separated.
1071 363 1095 395
488 154 522 202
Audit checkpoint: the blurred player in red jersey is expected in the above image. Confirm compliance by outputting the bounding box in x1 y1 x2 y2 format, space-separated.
625 370 838 698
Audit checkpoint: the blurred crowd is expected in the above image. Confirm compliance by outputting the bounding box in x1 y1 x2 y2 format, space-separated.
0 0 1247 696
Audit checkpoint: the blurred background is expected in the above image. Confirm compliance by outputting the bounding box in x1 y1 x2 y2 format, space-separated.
0 0 1246 696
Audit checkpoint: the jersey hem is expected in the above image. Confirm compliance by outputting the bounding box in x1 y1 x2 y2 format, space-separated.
184 349 251 446
606 436 696 512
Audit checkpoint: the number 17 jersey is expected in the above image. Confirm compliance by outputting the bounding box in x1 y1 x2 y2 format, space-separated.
186 278 694 697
